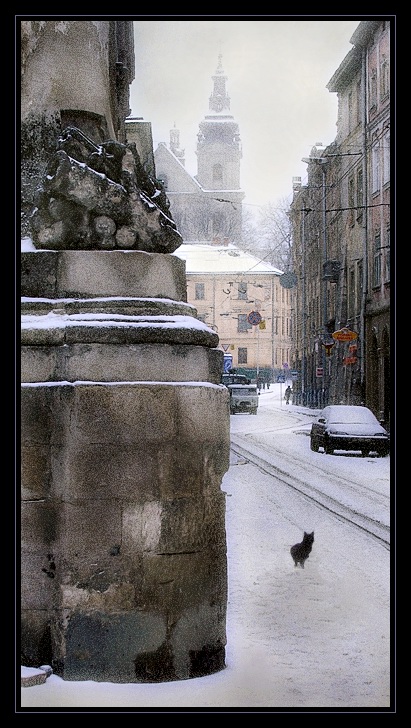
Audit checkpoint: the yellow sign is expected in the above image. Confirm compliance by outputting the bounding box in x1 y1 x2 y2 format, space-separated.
332 327 358 342
259 320 266 330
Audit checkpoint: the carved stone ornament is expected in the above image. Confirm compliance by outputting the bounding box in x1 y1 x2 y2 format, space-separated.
30 126 183 254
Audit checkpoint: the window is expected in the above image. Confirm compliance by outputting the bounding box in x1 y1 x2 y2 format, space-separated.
357 260 363 304
238 347 247 364
238 282 247 300
385 228 390 283
348 91 353 133
356 80 362 125
372 142 380 193
380 55 389 99
348 176 355 225
195 283 205 300
383 129 390 185
356 168 363 221
238 314 251 332
348 267 355 318
213 164 223 185
373 232 381 287
370 69 377 108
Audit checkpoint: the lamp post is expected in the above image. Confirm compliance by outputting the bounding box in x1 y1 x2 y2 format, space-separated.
302 154 328 405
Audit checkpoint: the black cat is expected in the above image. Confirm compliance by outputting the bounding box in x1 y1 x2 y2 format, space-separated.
290 531 314 568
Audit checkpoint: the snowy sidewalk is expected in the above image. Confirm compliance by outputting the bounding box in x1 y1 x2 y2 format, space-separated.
20 448 390 710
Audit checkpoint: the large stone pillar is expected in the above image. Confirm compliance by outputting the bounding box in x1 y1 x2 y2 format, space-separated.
21 247 230 682
20 20 230 682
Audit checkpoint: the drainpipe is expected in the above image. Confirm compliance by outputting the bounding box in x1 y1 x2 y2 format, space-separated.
360 47 368 399
301 205 306 405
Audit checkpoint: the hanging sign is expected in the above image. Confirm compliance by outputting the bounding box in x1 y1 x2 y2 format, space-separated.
332 327 358 342
323 341 335 356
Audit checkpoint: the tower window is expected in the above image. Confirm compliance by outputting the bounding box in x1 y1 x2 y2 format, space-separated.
213 164 223 185
195 283 205 300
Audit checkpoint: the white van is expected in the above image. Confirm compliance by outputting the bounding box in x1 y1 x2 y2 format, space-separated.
228 383 259 415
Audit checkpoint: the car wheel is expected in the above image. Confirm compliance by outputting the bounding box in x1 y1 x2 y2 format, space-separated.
310 437 319 452
324 442 334 455
362 450 370 457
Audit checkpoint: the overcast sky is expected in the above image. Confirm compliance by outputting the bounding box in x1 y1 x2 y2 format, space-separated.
130 18 361 211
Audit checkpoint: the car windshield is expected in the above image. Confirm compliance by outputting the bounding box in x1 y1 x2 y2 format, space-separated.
231 387 255 396
326 407 378 425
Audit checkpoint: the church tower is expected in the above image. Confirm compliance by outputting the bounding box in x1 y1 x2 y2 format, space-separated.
195 55 244 241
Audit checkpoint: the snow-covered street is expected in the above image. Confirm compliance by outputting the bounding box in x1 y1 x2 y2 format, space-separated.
20 385 392 711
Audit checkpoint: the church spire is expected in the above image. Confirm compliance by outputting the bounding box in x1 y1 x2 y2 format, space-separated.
208 53 230 115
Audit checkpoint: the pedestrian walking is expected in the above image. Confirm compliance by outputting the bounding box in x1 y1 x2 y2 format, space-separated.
284 385 292 404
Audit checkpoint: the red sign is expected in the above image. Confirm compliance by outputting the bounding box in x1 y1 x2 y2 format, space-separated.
343 356 357 366
332 327 358 342
247 311 262 326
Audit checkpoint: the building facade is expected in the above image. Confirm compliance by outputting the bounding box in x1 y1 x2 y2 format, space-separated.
289 20 391 425
173 243 292 383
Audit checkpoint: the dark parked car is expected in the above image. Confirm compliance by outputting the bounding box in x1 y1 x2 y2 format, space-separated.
310 405 389 457
221 373 251 386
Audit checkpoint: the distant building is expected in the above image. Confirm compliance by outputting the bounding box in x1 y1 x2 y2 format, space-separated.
173 242 292 382
127 55 293 381
153 54 244 244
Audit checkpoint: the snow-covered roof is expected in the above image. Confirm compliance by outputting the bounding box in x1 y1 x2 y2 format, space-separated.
173 243 283 275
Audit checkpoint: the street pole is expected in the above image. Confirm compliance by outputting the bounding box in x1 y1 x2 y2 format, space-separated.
321 163 327 404
301 205 306 406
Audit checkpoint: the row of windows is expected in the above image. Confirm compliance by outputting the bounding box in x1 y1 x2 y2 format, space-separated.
194 281 290 302
198 311 291 336
235 348 291 367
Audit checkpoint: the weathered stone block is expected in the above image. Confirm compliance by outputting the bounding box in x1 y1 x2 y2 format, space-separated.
21 501 58 551
141 551 225 614
69 384 178 444
21 251 59 298
21 610 53 668
21 443 51 499
20 346 59 382
59 502 122 559
58 250 187 300
63 611 167 682
53 443 161 502
21 552 56 609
